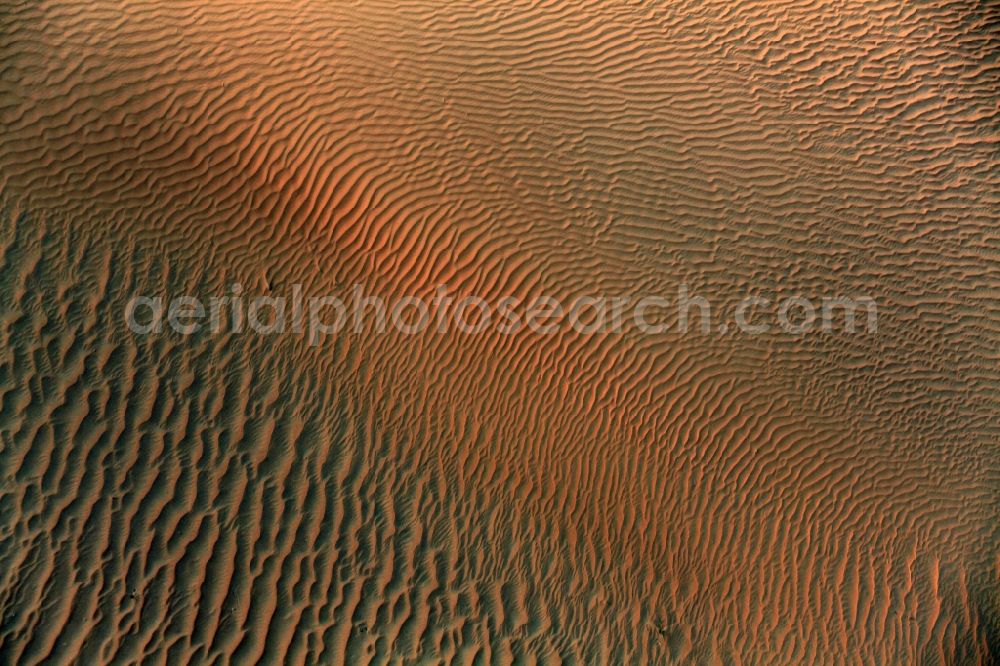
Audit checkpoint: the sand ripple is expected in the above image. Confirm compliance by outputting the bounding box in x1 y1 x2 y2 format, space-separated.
0 0 998 663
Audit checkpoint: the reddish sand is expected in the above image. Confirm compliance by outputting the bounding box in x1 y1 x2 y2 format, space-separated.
0 0 997 663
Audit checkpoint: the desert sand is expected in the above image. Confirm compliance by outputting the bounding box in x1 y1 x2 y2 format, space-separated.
0 0 997 663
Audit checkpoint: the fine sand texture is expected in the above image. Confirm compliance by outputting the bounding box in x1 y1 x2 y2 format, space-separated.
1 1 998 663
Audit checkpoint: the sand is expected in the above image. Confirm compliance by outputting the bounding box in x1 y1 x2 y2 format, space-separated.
0 0 998 663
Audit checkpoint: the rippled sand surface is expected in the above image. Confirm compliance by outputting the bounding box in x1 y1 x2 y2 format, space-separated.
1 1 998 663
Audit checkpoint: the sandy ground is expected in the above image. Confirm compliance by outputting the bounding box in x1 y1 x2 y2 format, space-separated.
0 0 998 663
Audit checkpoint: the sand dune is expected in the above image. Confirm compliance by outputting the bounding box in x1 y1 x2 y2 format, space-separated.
0 0 998 663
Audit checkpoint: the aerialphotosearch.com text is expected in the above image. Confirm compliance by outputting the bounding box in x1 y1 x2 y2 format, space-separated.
125 283 878 345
